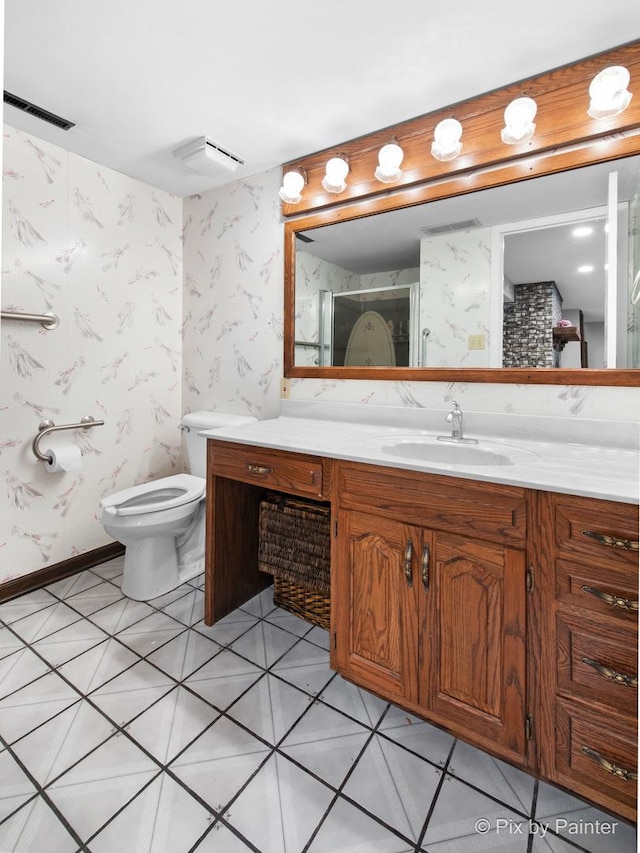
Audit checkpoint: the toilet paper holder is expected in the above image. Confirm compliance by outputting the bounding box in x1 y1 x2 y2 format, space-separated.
32 415 105 463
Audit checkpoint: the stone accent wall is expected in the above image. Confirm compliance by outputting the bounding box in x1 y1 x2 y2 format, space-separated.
502 281 563 368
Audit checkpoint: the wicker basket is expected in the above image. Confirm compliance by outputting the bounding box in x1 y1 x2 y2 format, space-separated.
258 493 330 630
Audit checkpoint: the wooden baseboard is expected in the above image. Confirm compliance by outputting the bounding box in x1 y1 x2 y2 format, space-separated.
0 542 125 604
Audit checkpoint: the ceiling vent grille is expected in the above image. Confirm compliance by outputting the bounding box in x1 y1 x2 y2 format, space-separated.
3 91 75 130
421 218 482 236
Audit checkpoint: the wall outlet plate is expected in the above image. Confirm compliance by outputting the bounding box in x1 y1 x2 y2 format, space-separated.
280 378 290 399
468 334 486 350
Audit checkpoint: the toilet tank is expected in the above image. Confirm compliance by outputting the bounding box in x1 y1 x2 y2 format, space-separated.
180 411 257 478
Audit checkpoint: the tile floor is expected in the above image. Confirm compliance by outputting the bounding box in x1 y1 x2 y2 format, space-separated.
0 556 636 853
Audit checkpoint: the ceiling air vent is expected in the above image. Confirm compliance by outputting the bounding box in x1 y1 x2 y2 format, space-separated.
173 136 245 179
3 91 75 130
421 218 482 236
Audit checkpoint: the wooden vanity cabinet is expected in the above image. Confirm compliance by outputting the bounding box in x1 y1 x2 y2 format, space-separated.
331 460 529 766
204 441 639 820
532 492 639 822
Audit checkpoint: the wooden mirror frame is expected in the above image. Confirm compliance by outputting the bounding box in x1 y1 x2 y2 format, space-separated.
283 40 640 386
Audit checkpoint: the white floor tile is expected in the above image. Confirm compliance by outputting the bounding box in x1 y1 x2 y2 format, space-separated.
32 618 108 667
0 794 80 852
535 782 637 853
170 716 270 812
421 774 530 852
0 590 59 623
11 699 115 785
89 597 156 634
229 621 299 669
306 795 414 853
146 628 221 680
56 637 140 693
0 646 51 699
193 823 255 852
343 734 442 842
448 739 536 815
89 660 175 726
0 672 80 744
88 770 212 853
7 601 82 643
0 624 25 660
378 717 454 768
225 752 334 853
226 674 312 744
116 611 186 656
0 748 37 822
318 676 389 728
125 686 219 763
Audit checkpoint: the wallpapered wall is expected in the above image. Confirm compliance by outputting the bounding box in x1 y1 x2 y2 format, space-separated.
181 171 284 420
0 126 183 582
2 128 638 583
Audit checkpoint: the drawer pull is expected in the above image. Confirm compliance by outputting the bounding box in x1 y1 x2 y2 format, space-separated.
246 463 273 476
580 585 639 612
404 537 413 587
581 530 639 552
581 657 638 688
581 747 638 783
421 543 430 592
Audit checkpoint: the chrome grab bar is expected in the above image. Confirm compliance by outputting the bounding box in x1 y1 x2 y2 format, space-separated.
33 416 105 463
1 310 59 330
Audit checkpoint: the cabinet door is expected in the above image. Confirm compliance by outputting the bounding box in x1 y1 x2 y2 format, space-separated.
423 531 527 760
332 509 420 704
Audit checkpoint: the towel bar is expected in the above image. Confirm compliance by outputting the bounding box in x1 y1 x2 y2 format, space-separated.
33 416 104 463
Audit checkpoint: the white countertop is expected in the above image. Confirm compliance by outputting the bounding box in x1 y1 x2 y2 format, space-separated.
201 401 640 504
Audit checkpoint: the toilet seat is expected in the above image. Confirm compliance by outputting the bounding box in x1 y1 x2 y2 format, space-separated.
100 474 205 517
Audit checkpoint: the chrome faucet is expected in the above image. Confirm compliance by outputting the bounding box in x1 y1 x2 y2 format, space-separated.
446 401 463 439
438 401 478 444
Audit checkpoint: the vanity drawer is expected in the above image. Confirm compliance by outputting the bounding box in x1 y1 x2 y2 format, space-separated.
555 558 638 625
553 495 639 570
555 697 637 819
556 611 638 715
208 441 326 499
336 460 526 545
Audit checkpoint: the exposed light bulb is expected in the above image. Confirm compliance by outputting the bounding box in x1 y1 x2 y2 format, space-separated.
322 156 349 193
501 97 537 144
577 264 595 274
375 142 404 183
278 170 306 204
588 66 632 119
572 225 593 238
431 119 463 162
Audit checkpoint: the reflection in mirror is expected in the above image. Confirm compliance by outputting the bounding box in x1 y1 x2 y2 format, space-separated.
293 154 640 370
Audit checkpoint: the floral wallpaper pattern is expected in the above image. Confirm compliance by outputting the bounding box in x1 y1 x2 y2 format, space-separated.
1 126 183 582
181 170 284 420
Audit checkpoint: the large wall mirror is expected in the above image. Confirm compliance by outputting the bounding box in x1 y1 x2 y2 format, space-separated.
282 41 640 386
290 154 640 379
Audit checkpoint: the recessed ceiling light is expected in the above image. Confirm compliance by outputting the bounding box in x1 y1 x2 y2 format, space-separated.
572 226 593 238
577 264 594 274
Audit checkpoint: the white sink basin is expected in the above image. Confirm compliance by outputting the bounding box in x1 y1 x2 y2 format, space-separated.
378 436 536 467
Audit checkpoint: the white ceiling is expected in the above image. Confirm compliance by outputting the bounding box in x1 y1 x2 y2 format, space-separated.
4 1 640 198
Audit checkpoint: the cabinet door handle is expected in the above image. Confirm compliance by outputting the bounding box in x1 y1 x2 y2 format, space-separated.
421 543 430 591
581 657 638 688
580 585 639 612
404 537 413 587
246 463 273 476
581 747 638 782
581 529 639 552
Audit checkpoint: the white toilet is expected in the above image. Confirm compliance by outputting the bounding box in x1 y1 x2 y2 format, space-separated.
100 410 256 601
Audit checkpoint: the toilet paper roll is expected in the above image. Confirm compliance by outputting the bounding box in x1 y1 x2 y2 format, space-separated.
44 445 83 473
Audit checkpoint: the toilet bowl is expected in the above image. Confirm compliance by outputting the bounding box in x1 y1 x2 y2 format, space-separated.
100 411 256 601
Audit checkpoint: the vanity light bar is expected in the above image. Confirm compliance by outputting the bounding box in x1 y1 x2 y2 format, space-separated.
279 62 634 205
